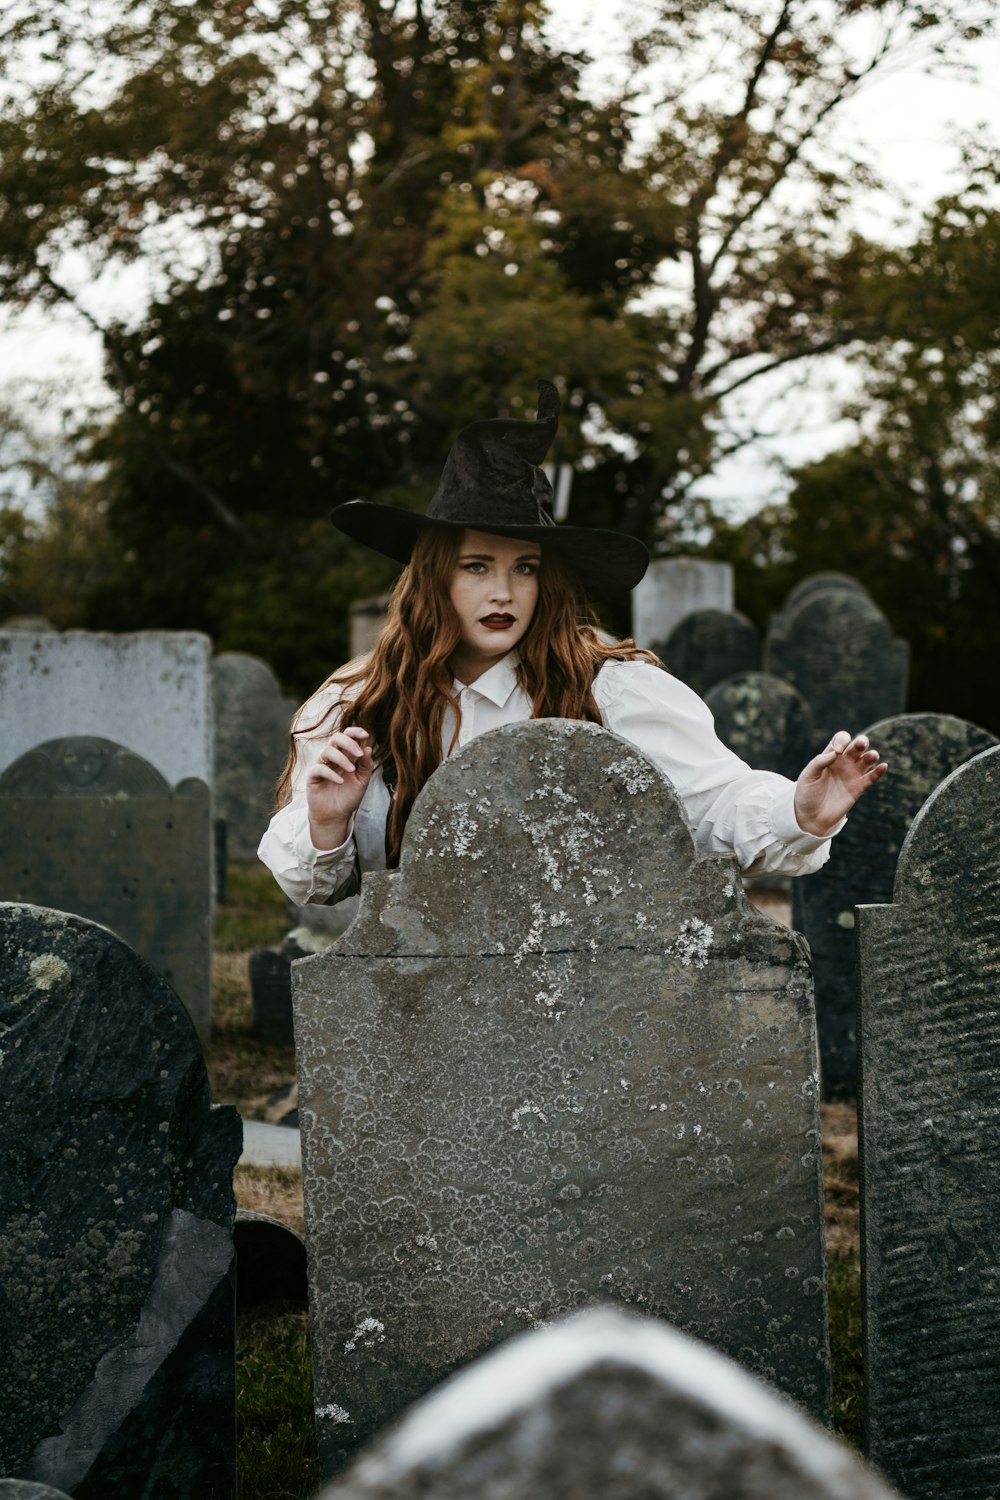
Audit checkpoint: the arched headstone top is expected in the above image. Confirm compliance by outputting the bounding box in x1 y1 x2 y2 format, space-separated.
893 743 1000 906
0 736 170 795
656 609 761 699
704 672 815 781
782 573 871 613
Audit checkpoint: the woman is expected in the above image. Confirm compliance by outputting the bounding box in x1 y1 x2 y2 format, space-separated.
259 381 886 907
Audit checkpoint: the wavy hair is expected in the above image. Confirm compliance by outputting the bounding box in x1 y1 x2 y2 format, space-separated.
276 528 658 865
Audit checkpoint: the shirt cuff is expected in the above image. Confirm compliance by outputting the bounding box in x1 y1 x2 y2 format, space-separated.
769 783 845 845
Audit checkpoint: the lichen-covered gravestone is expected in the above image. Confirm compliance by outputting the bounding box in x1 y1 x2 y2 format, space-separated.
656 609 761 699
0 903 241 1499
795 713 997 1098
212 652 297 860
857 744 1000 1500
293 720 830 1476
704 672 816 782
320 1308 900 1500
763 583 909 747
0 737 213 1038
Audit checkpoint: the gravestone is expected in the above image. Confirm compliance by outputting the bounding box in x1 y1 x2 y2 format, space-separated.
294 719 830 1476
704 672 816 782
795 713 997 1098
213 652 296 860
0 737 213 1037
857 745 1000 1499
0 630 213 787
656 609 761 699
0 1485 75 1500
0 902 241 1499
763 586 909 746
631 558 734 651
234 1211 308 1309
782 573 871 612
320 1307 899 1500
350 595 391 658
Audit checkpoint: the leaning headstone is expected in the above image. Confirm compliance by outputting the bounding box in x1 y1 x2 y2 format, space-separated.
294 719 829 1476
320 1307 899 1500
212 652 296 860
0 630 213 786
0 737 213 1037
656 609 761 698
796 713 997 1098
631 558 733 651
0 903 241 1499
704 672 816 782
857 745 1000 1500
763 585 909 746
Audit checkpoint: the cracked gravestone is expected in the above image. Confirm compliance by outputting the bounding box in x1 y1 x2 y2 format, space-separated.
0 737 213 1038
0 902 241 1499
857 744 1000 1500
794 713 997 1098
293 718 830 1476
657 609 761 699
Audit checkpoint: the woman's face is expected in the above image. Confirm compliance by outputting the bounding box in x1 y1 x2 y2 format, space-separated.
447 529 541 682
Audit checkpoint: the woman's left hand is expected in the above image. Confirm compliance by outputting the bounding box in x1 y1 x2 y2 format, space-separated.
793 730 888 837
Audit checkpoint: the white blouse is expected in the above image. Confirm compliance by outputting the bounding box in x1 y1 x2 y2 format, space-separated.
257 653 836 907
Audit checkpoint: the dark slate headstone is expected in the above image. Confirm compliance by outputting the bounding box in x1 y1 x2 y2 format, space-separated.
763 586 909 746
234 1210 308 1309
655 608 761 698
0 902 241 1498
294 719 830 1476
0 736 213 1038
857 745 1000 1499
794 713 998 1099
704 672 816 781
212 652 297 860
782 573 871 612
320 1307 899 1500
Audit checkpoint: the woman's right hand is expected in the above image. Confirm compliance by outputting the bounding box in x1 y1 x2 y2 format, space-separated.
306 726 373 850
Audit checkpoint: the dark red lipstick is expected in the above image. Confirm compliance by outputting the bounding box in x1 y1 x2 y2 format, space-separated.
480 613 515 630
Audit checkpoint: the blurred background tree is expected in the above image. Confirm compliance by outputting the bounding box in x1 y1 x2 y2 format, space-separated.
0 0 996 711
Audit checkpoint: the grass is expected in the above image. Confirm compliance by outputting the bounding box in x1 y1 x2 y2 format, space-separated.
211 862 868 1496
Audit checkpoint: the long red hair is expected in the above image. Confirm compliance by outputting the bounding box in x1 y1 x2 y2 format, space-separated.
276 529 658 865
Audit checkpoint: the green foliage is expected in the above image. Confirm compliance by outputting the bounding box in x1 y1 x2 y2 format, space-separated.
828 1259 865 1450
215 859 290 954
237 1305 318 1500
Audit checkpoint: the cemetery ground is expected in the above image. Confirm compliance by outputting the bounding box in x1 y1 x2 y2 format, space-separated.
209 861 865 1500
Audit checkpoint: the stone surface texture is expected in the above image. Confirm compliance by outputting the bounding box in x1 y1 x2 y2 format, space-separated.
0 630 213 786
0 903 241 1499
293 720 830 1476
704 672 816 782
657 609 761 699
631 558 734 651
212 652 296 860
320 1307 899 1500
0 1485 75 1499
795 713 997 1098
857 744 1000 1500
763 585 909 747
0 738 213 1037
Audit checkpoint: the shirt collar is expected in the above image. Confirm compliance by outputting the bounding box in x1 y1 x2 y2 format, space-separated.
452 651 522 708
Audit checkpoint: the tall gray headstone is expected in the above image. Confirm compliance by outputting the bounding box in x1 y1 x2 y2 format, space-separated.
657 609 761 698
631 558 734 651
0 903 241 1498
212 652 296 860
795 713 997 1098
857 745 1000 1499
0 630 213 787
293 719 830 1476
704 672 815 782
764 585 909 746
320 1307 899 1500
0 737 213 1037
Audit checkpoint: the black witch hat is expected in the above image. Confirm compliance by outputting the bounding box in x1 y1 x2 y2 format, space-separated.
330 380 649 595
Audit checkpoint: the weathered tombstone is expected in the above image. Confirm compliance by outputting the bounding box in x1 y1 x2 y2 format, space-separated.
782 573 871 612
0 902 241 1499
0 630 213 786
656 609 761 699
795 713 997 1099
631 558 734 651
704 672 816 782
857 744 1000 1499
234 1210 308 1309
294 719 830 1476
763 585 909 746
319 1307 900 1500
0 736 213 1037
212 652 297 860
0 1484 75 1500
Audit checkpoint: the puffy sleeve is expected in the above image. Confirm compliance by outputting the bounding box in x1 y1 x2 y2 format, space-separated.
256 681 362 906
594 660 838 877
